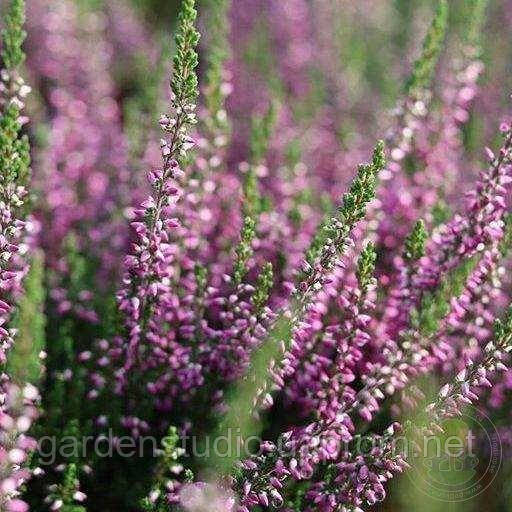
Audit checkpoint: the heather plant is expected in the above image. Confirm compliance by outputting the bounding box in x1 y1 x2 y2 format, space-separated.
0 1 41 510
2 0 512 511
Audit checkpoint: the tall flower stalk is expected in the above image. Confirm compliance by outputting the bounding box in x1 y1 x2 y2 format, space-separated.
116 0 200 407
0 1 39 510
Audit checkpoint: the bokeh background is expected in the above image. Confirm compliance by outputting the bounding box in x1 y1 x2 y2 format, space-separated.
5 0 512 510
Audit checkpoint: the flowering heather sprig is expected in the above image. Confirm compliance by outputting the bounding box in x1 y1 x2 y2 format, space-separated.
379 0 488 273
386 0 448 160
0 3 40 510
205 261 276 386
248 141 385 413
116 0 199 396
295 142 384 308
231 247 379 505
429 304 512 421
169 0 235 286
177 4 233 281
417 44 485 199
0 100 30 365
285 243 377 422
398 244 503 413
413 123 512 295
434 244 504 371
487 217 512 408
0 0 31 366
